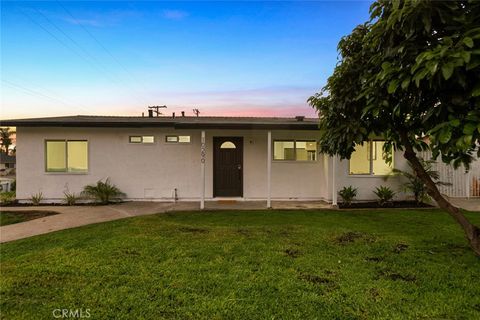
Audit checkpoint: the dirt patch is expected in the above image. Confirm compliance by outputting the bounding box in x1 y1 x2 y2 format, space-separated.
235 228 251 236
178 227 208 234
369 288 381 301
393 243 409 254
299 273 332 285
334 231 376 245
365 256 383 262
377 269 416 282
284 248 301 258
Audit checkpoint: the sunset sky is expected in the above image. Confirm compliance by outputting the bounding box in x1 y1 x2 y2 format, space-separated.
1 1 372 119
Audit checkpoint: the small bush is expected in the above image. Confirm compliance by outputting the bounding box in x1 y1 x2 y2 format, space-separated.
374 186 396 206
81 178 125 205
339 186 358 206
63 191 79 206
10 180 16 192
31 192 43 206
0 191 16 205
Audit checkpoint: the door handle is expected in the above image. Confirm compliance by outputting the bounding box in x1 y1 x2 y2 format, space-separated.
237 164 242 170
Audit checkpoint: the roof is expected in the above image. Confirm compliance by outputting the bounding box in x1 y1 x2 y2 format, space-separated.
0 115 320 130
0 153 15 164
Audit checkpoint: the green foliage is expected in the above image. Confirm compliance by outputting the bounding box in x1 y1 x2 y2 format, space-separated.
339 186 358 206
373 186 396 206
390 159 449 204
10 180 16 192
63 191 79 206
308 0 480 169
30 192 43 206
0 191 16 205
0 127 13 154
81 178 126 204
1 210 479 319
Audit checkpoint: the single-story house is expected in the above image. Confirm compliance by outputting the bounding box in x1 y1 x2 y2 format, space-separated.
0 152 16 173
0 115 413 206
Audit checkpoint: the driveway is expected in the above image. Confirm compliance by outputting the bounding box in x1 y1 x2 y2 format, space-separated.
0 200 330 243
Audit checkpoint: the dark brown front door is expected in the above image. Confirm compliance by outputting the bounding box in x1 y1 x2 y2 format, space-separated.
213 137 243 197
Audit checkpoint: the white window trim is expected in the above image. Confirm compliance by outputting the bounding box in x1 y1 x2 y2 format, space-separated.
128 136 156 144
272 139 318 162
165 135 191 144
45 139 89 175
348 140 394 177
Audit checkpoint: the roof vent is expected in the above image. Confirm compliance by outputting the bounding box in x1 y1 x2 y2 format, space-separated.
148 110 154 118
295 115 305 122
181 111 185 117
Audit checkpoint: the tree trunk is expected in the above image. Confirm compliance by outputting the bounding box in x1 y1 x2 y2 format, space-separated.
399 131 480 256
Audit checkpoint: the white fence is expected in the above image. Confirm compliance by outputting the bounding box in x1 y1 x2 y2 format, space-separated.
420 151 480 198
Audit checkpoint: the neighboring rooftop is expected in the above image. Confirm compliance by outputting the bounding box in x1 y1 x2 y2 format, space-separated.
0 115 319 130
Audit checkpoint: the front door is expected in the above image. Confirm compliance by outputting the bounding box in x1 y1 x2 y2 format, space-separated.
213 137 243 197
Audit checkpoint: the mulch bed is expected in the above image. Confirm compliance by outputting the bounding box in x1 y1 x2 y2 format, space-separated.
339 201 434 209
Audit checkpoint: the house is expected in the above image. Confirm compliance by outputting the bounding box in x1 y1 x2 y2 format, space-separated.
0 152 16 174
0 115 413 206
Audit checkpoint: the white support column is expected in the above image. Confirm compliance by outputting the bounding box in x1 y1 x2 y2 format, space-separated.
200 130 206 209
466 168 471 199
332 155 338 207
267 131 272 208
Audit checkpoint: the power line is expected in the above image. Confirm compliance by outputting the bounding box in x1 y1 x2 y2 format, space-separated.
2 79 89 111
56 0 151 95
20 7 150 107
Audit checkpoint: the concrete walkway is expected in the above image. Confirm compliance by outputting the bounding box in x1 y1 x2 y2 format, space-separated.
0 200 330 243
447 197 480 212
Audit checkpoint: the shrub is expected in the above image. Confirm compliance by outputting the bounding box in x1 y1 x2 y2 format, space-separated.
373 186 396 206
388 159 450 204
31 192 43 206
10 180 16 192
0 191 16 205
63 191 79 206
339 186 358 206
81 178 125 205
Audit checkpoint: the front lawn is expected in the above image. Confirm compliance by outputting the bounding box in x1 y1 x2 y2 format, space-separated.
1 209 479 319
0 210 58 226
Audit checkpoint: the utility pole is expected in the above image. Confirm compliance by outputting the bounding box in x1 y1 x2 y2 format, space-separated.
148 105 167 117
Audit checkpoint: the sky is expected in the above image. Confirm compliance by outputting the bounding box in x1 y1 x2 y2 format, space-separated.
1 1 372 119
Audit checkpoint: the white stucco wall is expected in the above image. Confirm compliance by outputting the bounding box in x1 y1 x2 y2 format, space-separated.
16 127 331 202
334 151 410 201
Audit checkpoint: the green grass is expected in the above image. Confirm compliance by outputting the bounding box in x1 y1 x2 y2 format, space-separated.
1 209 479 319
0 211 58 226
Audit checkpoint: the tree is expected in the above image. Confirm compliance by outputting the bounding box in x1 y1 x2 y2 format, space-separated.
308 0 480 255
0 128 13 155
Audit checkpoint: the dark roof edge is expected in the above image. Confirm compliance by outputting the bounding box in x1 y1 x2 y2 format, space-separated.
0 120 319 130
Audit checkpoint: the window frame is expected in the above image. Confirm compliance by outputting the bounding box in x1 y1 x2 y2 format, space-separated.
129 136 155 144
165 135 191 144
272 139 317 162
45 139 89 174
348 140 394 176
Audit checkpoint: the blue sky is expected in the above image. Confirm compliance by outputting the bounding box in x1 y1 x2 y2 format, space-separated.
1 1 372 118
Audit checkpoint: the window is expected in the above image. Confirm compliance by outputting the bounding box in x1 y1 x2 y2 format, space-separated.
273 140 317 161
349 141 393 175
166 135 191 143
220 141 236 149
45 140 88 173
129 136 154 144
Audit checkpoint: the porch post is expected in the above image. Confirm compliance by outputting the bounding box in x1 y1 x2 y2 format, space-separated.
332 155 338 207
267 131 272 208
200 130 206 209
